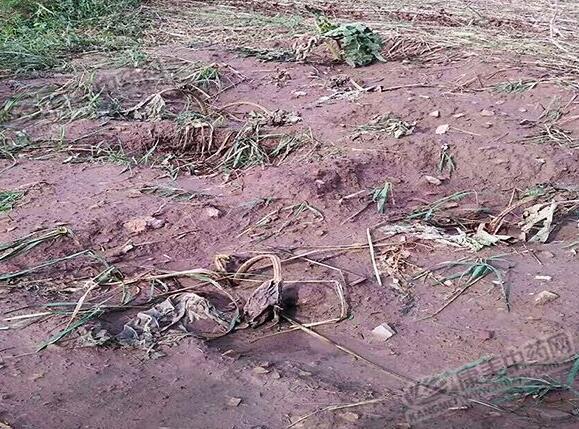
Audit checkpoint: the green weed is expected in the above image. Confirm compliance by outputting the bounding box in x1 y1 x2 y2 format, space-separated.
438 144 455 175
407 191 474 222
494 80 538 93
0 130 32 159
0 0 144 73
0 190 24 213
371 182 393 214
115 47 149 68
358 113 415 138
417 254 510 319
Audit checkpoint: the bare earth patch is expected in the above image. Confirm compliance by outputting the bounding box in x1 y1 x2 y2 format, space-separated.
1 1 578 428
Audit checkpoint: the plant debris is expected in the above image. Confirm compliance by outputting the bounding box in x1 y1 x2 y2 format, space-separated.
371 182 394 214
519 200 579 243
116 292 234 348
357 113 415 138
237 47 296 62
0 190 24 213
438 144 455 175
417 255 510 318
494 80 538 93
294 12 384 67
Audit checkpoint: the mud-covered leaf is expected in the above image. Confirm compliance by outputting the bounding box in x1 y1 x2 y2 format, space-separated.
243 279 282 327
468 223 513 250
519 202 556 243
116 292 233 349
126 93 166 121
78 327 113 347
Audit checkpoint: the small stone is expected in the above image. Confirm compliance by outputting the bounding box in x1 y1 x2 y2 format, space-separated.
204 206 222 219
534 291 559 305
293 91 307 97
123 217 165 234
429 110 440 118
435 124 450 135
372 323 396 341
483 122 494 128
253 366 270 374
423 175 442 185
148 218 165 229
535 275 552 281
479 330 495 341
29 372 45 381
518 107 527 112
453 112 466 118
124 218 149 234
341 412 360 422
480 109 495 117
536 158 546 164
228 397 242 407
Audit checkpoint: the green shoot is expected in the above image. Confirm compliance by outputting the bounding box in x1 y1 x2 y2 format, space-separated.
418 255 509 319
494 80 538 93
371 182 393 214
0 190 24 213
407 191 473 221
438 144 455 175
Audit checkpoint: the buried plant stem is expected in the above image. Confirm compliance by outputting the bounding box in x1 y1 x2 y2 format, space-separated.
407 190 474 221
281 312 410 383
419 255 510 320
287 397 390 428
0 250 101 282
0 226 71 262
36 308 103 352
367 228 382 287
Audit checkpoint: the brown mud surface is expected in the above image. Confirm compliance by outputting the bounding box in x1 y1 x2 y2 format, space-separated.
1 2 579 429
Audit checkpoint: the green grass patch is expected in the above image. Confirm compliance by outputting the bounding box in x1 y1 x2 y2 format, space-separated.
0 190 24 213
0 0 145 74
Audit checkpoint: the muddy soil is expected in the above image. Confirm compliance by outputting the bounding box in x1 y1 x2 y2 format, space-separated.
1 7 579 429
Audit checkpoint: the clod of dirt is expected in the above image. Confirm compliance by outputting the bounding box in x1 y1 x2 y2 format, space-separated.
540 250 555 259
256 109 302 126
534 290 559 305
123 216 166 234
480 109 495 117
372 322 396 340
105 240 135 258
341 412 360 422
253 366 270 374
423 175 442 185
435 124 450 134
227 397 242 407
292 90 307 97
204 206 222 219
243 279 281 327
429 110 440 118
479 330 495 341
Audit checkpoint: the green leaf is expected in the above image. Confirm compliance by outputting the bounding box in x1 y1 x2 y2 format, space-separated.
567 355 579 386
